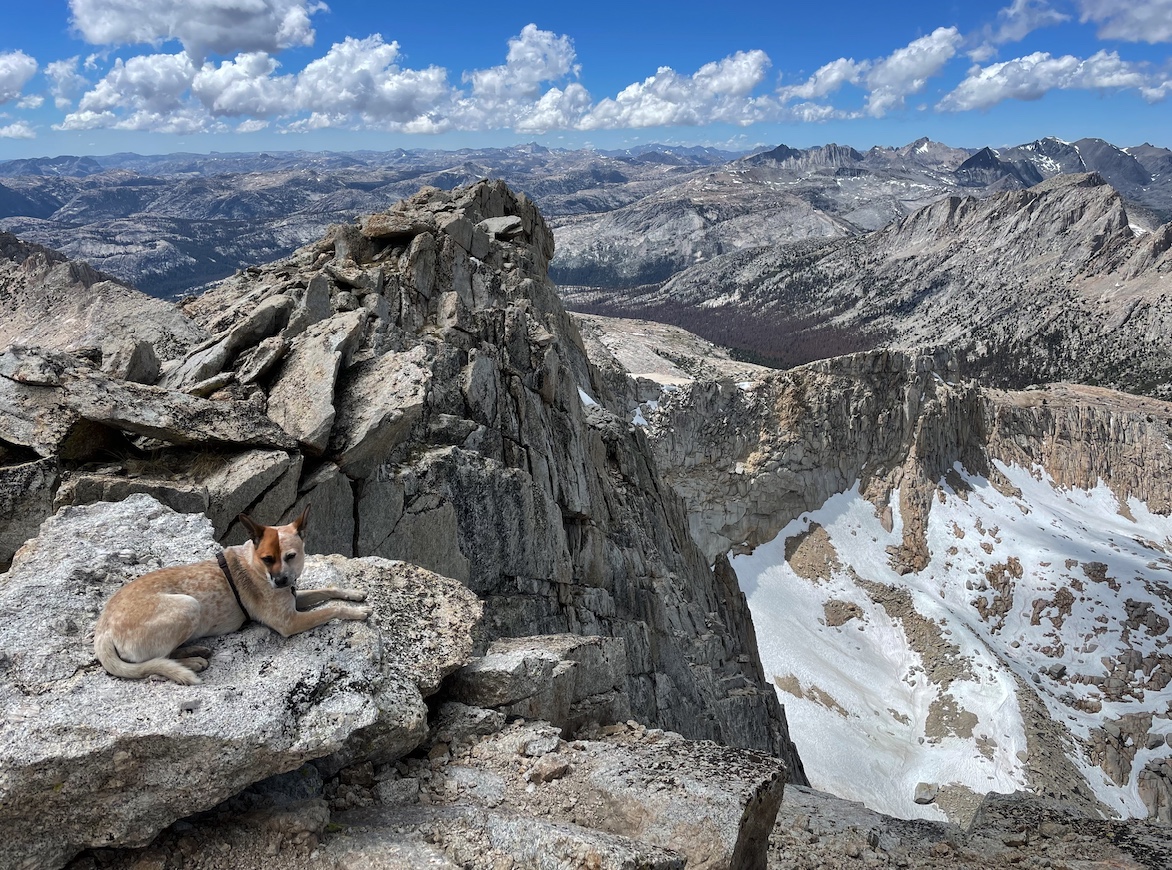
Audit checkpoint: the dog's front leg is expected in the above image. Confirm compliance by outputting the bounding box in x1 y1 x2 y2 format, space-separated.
266 600 371 637
294 587 367 609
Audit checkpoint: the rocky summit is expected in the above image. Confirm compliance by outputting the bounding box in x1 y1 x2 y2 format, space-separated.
0 179 807 868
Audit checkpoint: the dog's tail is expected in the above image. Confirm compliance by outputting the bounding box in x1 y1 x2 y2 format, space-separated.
94 632 201 685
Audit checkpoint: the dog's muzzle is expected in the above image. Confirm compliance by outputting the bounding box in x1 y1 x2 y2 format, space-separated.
273 575 292 589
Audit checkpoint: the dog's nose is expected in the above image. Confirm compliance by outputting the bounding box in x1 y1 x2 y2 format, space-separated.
273 575 291 589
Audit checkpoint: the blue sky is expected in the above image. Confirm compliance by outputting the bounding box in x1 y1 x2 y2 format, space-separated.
0 0 1169 158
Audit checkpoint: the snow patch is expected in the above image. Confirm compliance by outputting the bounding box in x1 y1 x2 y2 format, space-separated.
737 461 1172 822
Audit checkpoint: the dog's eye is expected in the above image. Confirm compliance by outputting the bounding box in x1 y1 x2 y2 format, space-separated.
285 553 297 562
261 555 276 566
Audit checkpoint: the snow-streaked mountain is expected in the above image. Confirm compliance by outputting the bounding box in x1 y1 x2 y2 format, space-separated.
1 137 1168 300
0 145 732 297
579 323 1172 826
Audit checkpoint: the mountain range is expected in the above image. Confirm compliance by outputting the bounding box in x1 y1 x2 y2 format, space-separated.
1 137 1169 302
566 171 1172 396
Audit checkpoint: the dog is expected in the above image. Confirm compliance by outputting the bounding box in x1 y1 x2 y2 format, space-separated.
94 507 370 685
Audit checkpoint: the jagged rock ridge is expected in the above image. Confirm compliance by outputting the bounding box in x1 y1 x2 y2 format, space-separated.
0 181 805 780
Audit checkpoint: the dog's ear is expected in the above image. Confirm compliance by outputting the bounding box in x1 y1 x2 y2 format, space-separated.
291 504 310 539
238 513 265 544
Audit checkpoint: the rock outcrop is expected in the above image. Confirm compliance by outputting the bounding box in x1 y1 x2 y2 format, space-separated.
0 495 481 870
3 495 793 870
635 348 985 567
0 231 203 375
0 180 805 779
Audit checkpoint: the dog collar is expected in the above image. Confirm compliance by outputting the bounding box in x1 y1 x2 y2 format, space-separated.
216 551 249 620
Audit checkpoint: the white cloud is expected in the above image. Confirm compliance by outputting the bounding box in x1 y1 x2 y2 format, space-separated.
46 57 91 109
513 83 593 134
864 27 961 117
776 28 959 119
1140 76 1172 102
778 58 865 102
235 118 269 133
0 121 36 139
466 24 578 102
579 50 772 130
59 35 453 133
0 51 38 105
69 0 327 59
292 35 451 127
1077 0 1172 44
785 102 857 122
17 95 44 110
192 52 295 116
990 0 1070 44
939 50 1150 111
60 53 209 131
75 53 196 114
452 25 589 132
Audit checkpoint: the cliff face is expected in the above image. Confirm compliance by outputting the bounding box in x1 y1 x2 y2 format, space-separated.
614 340 1172 824
644 349 987 569
0 181 803 774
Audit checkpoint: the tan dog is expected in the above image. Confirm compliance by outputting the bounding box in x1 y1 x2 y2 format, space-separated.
94 507 370 685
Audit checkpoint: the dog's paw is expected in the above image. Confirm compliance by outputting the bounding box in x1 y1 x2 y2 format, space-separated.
341 588 367 602
178 656 209 673
345 605 372 621
175 645 213 659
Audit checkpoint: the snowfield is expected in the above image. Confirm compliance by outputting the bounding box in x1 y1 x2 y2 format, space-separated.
734 461 1172 821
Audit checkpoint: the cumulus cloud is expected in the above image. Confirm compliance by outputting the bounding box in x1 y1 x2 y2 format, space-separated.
0 121 36 139
990 0 1070 44
449 25 591 132
60 52 208 131
69 0 326 59
939 50 1150 110
1077 0 1172 44
46 58 90 109
61 34 454 132
466 24 578 102
513 83 593 134
579 50 772 130
192 52 294 116
292 35 451 127
778 58 865 102
864 27 961 116
777 28 959 119
0 51 38 105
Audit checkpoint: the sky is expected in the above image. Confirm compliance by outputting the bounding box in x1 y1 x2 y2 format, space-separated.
0 0 1169 159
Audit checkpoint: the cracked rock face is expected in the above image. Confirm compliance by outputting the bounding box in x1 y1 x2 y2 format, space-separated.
0 495 480 870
